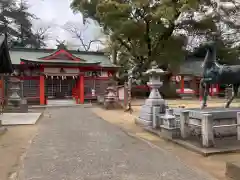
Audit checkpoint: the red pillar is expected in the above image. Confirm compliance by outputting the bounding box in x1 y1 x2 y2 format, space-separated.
40 75 45 105
180 75 184 93
78 74 84 104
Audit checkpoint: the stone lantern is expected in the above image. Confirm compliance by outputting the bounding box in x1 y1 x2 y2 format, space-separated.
160 108 179 138
6 70 28 113
104 85 119 109
136 66 167 126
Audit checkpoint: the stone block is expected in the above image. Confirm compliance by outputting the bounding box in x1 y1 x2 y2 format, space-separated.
139 111 153 122
160 125 180 139
135 117 152 127
139 104 154 114
145 98 166 108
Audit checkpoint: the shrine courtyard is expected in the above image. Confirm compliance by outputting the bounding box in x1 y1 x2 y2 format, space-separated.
1 99 240 180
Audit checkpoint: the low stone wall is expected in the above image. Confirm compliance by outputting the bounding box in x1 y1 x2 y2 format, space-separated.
173 108 238 137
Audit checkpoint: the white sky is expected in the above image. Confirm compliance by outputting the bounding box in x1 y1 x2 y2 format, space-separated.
27 0 104 50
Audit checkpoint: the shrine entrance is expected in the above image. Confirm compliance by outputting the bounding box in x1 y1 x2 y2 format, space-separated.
46 77 77 99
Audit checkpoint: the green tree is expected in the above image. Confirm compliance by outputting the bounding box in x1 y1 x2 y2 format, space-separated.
0 0 44 48
71 0 240 97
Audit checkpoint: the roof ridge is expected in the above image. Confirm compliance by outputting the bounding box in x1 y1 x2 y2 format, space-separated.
10 47 107 56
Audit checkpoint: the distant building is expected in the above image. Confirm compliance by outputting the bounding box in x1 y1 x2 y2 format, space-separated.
173 52 220 97
8 46 118 105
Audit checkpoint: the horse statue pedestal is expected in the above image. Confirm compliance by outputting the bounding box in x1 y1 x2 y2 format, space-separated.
173 107 240 149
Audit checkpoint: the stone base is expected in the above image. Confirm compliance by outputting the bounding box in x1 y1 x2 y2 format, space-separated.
138 102 166 127
1 112 42 125
135 117 152 127
5 99 28 113
173 107 240 137
144 98 165 106
160 126 180 139
145 127 240 156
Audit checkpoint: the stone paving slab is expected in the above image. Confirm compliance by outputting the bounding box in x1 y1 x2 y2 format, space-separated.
1 113 42 125
17 107 216 180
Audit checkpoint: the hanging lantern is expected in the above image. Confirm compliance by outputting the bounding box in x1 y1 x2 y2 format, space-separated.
51 76 53 79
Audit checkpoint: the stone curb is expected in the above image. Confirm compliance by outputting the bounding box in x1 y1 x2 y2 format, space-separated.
29 104 93 109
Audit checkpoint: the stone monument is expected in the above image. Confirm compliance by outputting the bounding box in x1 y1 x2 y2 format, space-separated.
136 66 167 126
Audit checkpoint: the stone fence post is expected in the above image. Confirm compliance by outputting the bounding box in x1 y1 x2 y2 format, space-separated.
237 112 240 140
152 106 161 129
180 111 189 139
201 113 214 147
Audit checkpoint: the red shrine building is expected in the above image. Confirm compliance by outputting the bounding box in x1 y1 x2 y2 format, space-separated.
172 57 221 97
8 47 118 105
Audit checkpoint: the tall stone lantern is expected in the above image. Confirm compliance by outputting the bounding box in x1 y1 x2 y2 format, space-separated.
136 66 167 126
6 69 28 113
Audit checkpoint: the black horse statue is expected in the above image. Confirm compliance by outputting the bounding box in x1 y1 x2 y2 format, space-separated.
200 41 240 109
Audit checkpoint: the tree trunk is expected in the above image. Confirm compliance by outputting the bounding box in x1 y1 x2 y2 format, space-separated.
159 73 179 99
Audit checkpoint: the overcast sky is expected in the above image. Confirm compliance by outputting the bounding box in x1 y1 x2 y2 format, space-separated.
27 0 104 50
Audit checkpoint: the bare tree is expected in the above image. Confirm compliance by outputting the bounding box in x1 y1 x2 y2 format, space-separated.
33 26 51 48
63 21 104 51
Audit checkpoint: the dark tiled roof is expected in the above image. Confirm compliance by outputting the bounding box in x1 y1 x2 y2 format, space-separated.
9 47 116 68
179 58 203 76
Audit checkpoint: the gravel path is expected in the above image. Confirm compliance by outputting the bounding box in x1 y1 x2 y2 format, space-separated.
19 107 215 180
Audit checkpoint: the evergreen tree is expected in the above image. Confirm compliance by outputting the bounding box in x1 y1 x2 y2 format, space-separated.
71 0 240 98
0 0 44 48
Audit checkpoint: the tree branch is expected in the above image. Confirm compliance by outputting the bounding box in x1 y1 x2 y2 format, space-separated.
151 10 181 61
63 22 103 51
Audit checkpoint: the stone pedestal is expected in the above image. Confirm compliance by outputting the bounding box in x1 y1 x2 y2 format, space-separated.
136 68 167 126
201 113 214 147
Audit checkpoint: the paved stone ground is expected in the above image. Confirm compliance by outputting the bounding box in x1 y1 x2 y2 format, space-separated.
19 107 216 180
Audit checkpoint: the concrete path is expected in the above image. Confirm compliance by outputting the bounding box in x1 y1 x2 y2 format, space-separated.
19 107 215 180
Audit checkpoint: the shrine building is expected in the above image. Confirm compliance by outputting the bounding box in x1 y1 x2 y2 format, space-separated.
8 46 118 105
172 55 221 97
